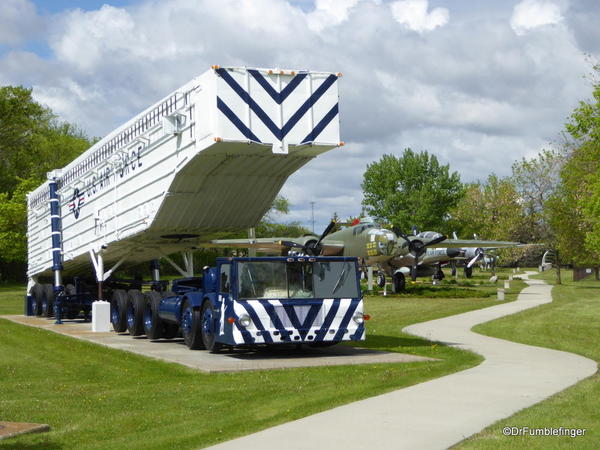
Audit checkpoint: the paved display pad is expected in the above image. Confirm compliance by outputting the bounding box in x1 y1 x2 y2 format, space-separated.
0 422 50 441
1 315 432 373
207 272 598 449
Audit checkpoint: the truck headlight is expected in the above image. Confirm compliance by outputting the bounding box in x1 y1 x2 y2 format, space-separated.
238 314 252 328
352 312 364 324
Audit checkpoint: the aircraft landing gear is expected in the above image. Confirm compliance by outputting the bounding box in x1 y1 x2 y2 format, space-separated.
464 266 473 278
377 271 386 288
392 272 406 293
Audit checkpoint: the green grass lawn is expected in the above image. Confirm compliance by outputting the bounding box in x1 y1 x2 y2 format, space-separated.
0 268 524 449
0 283 25 315
457 269 600 449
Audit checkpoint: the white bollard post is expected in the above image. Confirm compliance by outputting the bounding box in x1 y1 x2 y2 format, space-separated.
497 288 505 301
512 268 516 274
504 280 510 289
92 300 111 332
367 267 373 292
508 274 513 281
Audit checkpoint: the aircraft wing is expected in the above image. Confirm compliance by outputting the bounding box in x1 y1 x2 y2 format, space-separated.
206 237 345 255
439 239 523 249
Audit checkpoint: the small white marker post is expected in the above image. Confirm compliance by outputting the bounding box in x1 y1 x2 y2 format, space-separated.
92 301 111 332
508 274 513 281
497 288 505 301
504 280 510 289
367 267 373 292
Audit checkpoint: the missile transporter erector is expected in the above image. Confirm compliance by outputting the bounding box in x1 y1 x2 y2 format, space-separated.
24 66 362 349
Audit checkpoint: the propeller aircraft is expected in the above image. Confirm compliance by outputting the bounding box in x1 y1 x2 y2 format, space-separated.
206 218 522 292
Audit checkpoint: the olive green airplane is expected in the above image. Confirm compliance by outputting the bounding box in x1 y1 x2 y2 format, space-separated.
208 218 521 291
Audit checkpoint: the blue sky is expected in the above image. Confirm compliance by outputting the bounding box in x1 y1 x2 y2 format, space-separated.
1 0 598 230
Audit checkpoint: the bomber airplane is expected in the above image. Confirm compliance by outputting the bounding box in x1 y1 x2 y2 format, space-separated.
207 218 521 292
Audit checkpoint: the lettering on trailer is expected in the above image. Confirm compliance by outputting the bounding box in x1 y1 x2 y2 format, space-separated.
67 147 144 219
215 68 339 145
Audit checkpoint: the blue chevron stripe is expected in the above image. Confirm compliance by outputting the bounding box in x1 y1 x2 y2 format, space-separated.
281 303 322 340
333 298 361 342
217 97 262 142
216 68 337 141
258 300 292 343
239 301 274 344
248 70 308 104
314 300 340 342
301 103 339 144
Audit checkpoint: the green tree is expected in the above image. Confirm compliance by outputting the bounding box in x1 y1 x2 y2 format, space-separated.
449 174 526 241
511 149 564 243
546 68 600 265
0 86 92 279
361 149 463 234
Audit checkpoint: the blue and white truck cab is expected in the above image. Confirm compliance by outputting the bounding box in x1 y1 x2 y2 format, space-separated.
150 256 367 351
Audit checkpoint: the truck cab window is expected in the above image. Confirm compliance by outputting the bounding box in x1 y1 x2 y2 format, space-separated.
220 264 231 293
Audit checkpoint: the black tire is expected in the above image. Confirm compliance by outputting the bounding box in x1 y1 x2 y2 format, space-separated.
377 271 386 288
41 284 55 317
143 291 163 340
200 301 221 352
392 272 406 293
163 323 179 339
181 300 205 350
64 284 80 319
111 289 128 332
31 284 44 316
434 268 445 280
451 265 457 277
464 266 473 278
126 289 145 336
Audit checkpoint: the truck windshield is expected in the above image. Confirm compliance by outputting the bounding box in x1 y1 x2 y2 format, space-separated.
237 260 359 299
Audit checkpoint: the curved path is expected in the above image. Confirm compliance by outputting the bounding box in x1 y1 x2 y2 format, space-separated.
210 272 597 450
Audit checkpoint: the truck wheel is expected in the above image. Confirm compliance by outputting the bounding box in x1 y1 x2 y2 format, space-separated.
181 301 205 350
126 290 145 336
201 301 221 353
392 272 406 293
162 323 179 339
41 284 55 317
143 291 163 340
31 284 44 316
111 289 128 332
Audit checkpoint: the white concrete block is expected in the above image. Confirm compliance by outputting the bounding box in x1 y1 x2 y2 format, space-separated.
504 280 510 289
497 288 505 301
92 301 111 332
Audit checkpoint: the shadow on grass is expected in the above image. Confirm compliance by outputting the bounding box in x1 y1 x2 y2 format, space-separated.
0 442 62 449
362 334 434 349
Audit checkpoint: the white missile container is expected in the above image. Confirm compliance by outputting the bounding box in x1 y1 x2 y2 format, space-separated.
27 66 342 281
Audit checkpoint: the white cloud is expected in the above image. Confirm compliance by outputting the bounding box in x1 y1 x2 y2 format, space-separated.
389 0 449 33
0 0 596 231
307 0 361 32
0 0 42 46
511 0 564 35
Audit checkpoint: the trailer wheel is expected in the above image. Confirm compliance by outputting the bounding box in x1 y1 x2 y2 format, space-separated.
41 284 55 317
143 291 163 340
126 290 145 336
31 284 44 316
200 301 221 353
181 301 205 350
111 289 128 332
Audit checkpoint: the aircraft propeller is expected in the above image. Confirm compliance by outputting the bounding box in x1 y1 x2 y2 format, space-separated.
467 248 485 268
398 232 447 281
282 220 337 256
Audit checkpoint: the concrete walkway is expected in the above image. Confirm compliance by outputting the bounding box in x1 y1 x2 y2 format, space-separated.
209 272 598 450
